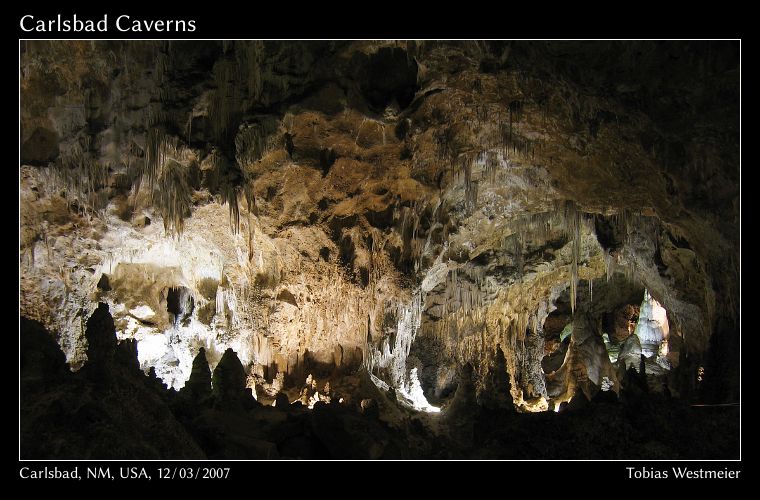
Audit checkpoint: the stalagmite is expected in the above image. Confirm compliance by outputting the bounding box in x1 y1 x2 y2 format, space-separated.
216 285 225 318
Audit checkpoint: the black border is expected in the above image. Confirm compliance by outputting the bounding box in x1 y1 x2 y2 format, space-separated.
14 4 745 485
13 5 743 40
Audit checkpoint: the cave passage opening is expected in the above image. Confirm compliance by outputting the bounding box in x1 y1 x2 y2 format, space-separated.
166 286 194 327
541 273 678 410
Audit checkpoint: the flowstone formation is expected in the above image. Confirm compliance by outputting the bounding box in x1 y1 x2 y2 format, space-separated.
20 40 739 432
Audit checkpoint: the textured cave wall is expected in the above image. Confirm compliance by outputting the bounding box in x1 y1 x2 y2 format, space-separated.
19 40 739 405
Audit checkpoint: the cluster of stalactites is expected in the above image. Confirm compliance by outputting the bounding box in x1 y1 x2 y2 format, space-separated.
432 121 480 213
234 123 270 168
366 228 401 298
447 307 547 407
443 267 487 318
143 129 201 237
45 135 110 216
149 43 267 237
148 42 268 238
33 42 273 246
498 204 583 312
478 149 501 184
211 42 267 143
468 88 544 177
599 207 656 286
396 199 437 276
154 158 194 235
507 210 555 281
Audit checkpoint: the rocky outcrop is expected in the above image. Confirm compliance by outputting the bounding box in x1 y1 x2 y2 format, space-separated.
20 312 205 459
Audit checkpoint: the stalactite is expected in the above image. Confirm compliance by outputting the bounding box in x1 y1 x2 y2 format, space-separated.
227 186 241 234
144 128 162 189
480 149 500 184
611 207 634 248
561 201 581 314
605 251 614 282
246 209 255 263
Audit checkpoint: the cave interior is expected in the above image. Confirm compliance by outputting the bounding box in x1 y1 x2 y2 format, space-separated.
19 40 739 459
